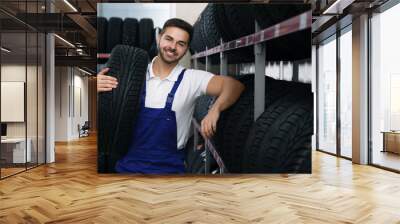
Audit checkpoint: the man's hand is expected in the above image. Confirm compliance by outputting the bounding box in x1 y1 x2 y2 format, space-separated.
97 68 118 92
199 75 245 139
201 107 220 139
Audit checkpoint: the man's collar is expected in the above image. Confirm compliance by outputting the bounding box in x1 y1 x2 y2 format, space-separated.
147 56 183 82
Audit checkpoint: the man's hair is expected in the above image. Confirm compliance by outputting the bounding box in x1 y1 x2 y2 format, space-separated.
160 18 193 44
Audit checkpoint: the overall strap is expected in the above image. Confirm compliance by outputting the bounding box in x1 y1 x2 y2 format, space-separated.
165 69 186 110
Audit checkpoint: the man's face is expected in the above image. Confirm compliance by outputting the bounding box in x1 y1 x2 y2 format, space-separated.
158 26 190 64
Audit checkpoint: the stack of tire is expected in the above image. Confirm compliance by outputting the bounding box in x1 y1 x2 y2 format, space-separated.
97 17 158 61
242 80 313 173
186 74 313 174
190 4 311 64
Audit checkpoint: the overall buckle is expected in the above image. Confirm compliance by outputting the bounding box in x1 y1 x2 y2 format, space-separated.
166 94 174 104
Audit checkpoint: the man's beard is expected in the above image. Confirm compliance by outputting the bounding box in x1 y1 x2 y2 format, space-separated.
158 46 182 64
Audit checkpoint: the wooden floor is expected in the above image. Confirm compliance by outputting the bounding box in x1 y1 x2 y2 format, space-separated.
1 167 26 178
1 135 400 223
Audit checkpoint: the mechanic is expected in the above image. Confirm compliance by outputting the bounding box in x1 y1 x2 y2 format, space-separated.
97 18 244 174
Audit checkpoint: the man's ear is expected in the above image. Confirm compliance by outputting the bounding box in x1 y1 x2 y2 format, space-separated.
156 32 161 50
156 29 162 45
157 35 160 45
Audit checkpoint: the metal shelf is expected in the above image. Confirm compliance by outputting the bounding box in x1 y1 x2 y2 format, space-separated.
192 10 312 121
191 11 311 59
190 11 312 174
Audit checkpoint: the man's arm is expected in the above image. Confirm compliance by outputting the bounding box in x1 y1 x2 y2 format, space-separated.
97 68 118 92
200 75 245 139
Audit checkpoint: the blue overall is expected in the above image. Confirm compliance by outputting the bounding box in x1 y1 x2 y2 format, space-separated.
115 69 186 174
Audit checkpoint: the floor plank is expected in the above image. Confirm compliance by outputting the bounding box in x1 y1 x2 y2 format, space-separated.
1 134 400 223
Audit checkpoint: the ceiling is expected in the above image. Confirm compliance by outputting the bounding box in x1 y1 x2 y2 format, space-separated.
0 0 394 70
1 0 98 71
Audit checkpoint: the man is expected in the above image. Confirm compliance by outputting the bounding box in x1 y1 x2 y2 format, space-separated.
97 18 244 174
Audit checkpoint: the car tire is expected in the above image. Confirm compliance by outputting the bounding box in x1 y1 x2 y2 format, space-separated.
98 45 149 173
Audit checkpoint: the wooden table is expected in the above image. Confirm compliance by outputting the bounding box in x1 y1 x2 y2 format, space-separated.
381 131 400 154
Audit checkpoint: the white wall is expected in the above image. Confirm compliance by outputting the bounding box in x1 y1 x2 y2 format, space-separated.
1 65 31 138
174 3 207 25
98 3 172 28
72 70 89 138
97 3 206 29
1 63 46 164
54 66 89 141
1 65 26 142
55 66 69 141
1 64 26 82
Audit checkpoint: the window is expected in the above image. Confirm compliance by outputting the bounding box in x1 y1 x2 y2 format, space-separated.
339 27 352 158
370 2 400 171
317 35 337 154
0 1 47 179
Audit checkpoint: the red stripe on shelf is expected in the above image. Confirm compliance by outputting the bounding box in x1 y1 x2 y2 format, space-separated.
97 53 110 59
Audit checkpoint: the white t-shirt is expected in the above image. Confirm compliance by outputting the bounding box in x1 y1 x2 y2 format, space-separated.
144 57 214 149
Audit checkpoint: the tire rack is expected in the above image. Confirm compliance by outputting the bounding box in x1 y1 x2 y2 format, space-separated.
96 11 312 175
191 10 312 175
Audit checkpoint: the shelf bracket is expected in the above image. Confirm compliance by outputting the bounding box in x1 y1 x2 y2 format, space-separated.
254 20 266 121
220 38 228 76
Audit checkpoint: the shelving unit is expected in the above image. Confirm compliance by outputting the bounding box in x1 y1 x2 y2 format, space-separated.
95 10 312 175
190 10 312 174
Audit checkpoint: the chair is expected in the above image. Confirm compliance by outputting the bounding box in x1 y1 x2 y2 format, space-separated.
78 121 90 138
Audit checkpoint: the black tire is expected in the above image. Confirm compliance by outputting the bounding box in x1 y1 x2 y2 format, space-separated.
242 91 313 173
97 17 107 53
214 75 297 173
98 45 149 173
222 4 255 63
190 20 204 53
226 46 254 64
122 18 139 47
253 4 311 61
106 17 123 53
212 75 311 173
202 4 222 49
148 39 158 60
185 137 217 174
223 4 255 39
265 76 297 108
200 5 221 64
190 19 206 64
215 76 254 173
253 4 309 29
192 149 206 174
148 28 158 60
139 18 154 51
265 29 311 61
193 95 214 122
214 4 234 42
184 136 197 172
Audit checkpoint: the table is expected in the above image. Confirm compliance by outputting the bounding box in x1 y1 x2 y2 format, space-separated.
1 138 32 163
381 131 400 154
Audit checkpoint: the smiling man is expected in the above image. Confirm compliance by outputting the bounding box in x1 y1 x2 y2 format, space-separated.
97 18 244 174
